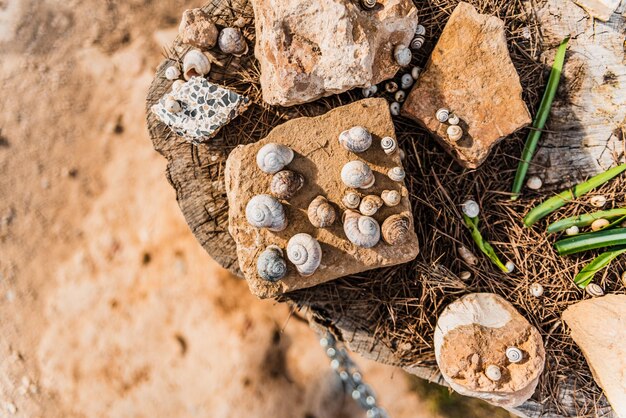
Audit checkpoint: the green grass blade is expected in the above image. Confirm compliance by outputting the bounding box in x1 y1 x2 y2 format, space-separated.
524 164 626 226
463 214 509 273
546 208 626 233
554 228 626 255
511 37 569 200
574 247 626 288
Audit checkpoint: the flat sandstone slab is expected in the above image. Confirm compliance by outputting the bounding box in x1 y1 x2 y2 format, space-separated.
225 98 419 298
402 2 531 168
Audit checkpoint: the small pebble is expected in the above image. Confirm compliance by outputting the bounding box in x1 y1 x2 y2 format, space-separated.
458 245 478 266
459 271 472 281
591 218 609 231
590 195 607 208
526 176 542 190
530 282 543 297
565 225 580 236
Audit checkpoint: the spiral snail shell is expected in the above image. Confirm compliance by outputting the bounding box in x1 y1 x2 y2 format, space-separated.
390 102 401 116
183 49 211 80
308 196 336 228
382 214 412 245
395 90 406 103
585 283 604 297
411 66 421 80
359 195 384 216
530 282 544 297
394 45 412 67
257 245 287 282
341 161 375 189
447 113 460 125
436 108 450 123
385 81 399 93
360 0 377 9
381 190 401 207
362 85 378 98
343 210 381 248
447 125 463 142
506 347 523 363
388 166 406 182
410 35 425 50
165 65 181 80
526 176 543 190
245 194 288 231
415 24 426 36
256 143 294 174
461 200 480 218
218 27 248 56
401 73 413 90
485 365 502 381
381 137 397 155
287 233 322 276
342 191 361 209
164 98 182 113
590 195 607 208
339 126 372 153
270 170 304 200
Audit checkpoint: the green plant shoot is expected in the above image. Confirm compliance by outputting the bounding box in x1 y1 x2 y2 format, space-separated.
463 214 509 273
554 228 626 255
546 208 626 233
574 247 626 288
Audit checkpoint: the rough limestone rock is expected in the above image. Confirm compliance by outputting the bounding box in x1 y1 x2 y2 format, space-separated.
562 294 626 418
225 98 419 298
573 0 621 21
251 0 418 107
179 8 219 49
402 2 531 169
434 293 545 408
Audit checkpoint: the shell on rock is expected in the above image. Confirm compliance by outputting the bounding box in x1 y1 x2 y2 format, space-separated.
526 176 543 190
341 161 375 189
308 196 336 228
395 90 406 103
394 45 412 67
342 191 361 209
590 195 607 208
360 0 377 9
385 81 399 93
415 24 426 36
447 125 463 142
287 233 322 276
182 49 211 80
339 126 373 153
164 98 182 113
591 218 609 231
585 283 604 297
165 65 181 80
257 245 287 282
530 282 544 297
381 190 401 207
343 210 381 248
411 66 421 80
381 137 397 155
359 195 384 216
458 245 478 266
390 102 401 116
485 365 502 381
245 194 287 231
506 347 523 363
448 114 460 125
382 214 412 245
461 200 480 218
256 143 294 174
410 35 425 50
401 73 413 89
436 108 450 123
388 166 405 182
270 170 304 199
218 27 248 56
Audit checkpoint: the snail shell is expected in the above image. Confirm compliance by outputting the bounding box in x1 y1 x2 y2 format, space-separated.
287 233 322 276
460 271 472 281
447 125 463 142
590 195 607 208
485 365 502 381
308 196 336 228
410 35 425 50
165 65 181 80
256 143 294 174
526 176 543 190
341 161 375 189
381 137 397 155
436 108 450 123
461 200 480 218
447 113 460 125
218 27 248 56
506 347 523 363
339 126 372 153
362 85 378 98
171 79 185 92
343 210 381 248
411 66 421 80
388 166 405 182
360 0 377 9
385 81 399 93
395 90 406 103
182 49 211 80
458 245 478 266
530 282 544 297
591 218 609 231
401 73 413 89
342 191 361 209
245 194 288 231
381 190 401 207
566 225 580 236
415 24 426 36
621 270 626 287
394 45 412 67
164 98 182 113
585 283 604 297
257 245 287 282
390 102 401 116
382 214 412 245
270 170 304 199
506 261 515 273
359 195 384 216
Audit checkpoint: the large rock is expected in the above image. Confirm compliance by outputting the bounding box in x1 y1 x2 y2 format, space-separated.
434 293 545 407
225 98 419 298
402 2 531 169
562 294 626 418
251 0 418 107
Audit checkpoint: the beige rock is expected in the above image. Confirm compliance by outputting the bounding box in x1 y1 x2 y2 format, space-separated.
251 0 418 106
562 294 626 418
402 2 531 168
179 8 219 50
434 293 545 407
573 0 620 21
225 98 419 298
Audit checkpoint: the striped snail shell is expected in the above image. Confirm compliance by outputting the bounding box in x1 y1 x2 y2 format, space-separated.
342 191 361 209
341 161 375 189
218 27 248 56
256 143 294 174
401 73 413 89
381 190 401 207
270 170 304 200
360 0 377 9
394 44 412 67
415 24 426 36
287 233 322 276
245 194 288 231
485 365 502 381
339 126 372 153
382 214 412 245
380 137 397 155
390 102 401 116
436 108 450 123
308 196 336 228
182 49 211 80
388 166 405 182
343 210 381 249
447 125 463 142
585 283 604 297
410 35 425 50
506 347 523 363
359 195 384 216
257 245 287 282
448 113 460 125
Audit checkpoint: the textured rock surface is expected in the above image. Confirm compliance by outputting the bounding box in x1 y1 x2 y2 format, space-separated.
573 0 621 20
251 0 418 107
563 294 626 418
434 293 545 408
402 2 530 168
225 98 419 298
179 8 219 49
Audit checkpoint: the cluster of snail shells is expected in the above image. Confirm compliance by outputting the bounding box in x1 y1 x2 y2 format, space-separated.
435 108 464 142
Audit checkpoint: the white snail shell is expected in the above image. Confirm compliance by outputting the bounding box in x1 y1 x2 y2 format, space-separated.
218 27 248 56
343 210 381 248
390 102 401 116
381 190 401 207
359 195 384 216
257 245 287 282
342 191 361 209
360 0 377 9
287 233 322 276
485 365 502 381
591 218 609 231
506 347 523 363
459 271 472 281
448 113 460 125
256 143 294 174
566 225 580 236
436 108 450 123
458 245 478 266
506 261 515 273
526 176 543 190
388 166 405 182
462 200 480 218
585 283 604 297
394 45 412 67
382 214 412 245
530 282 544 297
401 73 413 89
447 125 463 142
410 35 425 50
415 24 426 36
308 196 336 228
381 137 397 155
411 66 421 80
362 85 378 98
171 79 185 92
394 90 406 103
164 98 182 113
339 126 372 153
245 194 288 231
165 65 181 80
385 81 399 93
341 161 375 189
270 170 304 200
182 49 211 80
590 195 607 208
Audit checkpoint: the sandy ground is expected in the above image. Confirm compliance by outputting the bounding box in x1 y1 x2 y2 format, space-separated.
0 1 442 417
